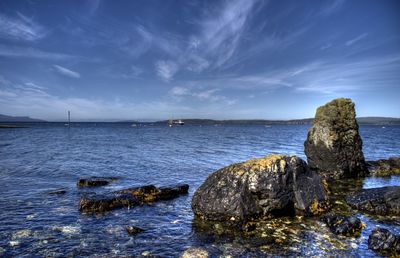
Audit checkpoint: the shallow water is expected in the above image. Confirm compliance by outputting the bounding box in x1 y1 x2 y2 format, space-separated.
0 123 399 257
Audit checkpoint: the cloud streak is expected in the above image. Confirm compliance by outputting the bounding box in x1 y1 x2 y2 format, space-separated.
53 65 81 78
345 33 368 46
155 60 178 82
0 12 46 41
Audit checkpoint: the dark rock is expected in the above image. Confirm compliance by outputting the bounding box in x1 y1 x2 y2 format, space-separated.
115 184 189 202
321 214 364 237
192 154 329 222
346 186 400 216
126 226 145 235
304 98 368 179
367 157 400 176
79 193 139 213
181 247 209 258
368 228 400 254
79 184 189 213
77 176 118 187
48 189 67 195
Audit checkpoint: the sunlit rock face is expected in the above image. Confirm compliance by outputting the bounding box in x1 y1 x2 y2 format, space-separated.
192 154 329 222
304 98 368 179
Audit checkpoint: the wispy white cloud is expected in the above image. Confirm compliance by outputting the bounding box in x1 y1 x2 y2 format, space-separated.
294 55 400 94
53 65 81 79
0 12 46 41
199 0 258 68
345 33 368 46
169 86 189 97
169 86 236 105
320 0 346 16
155 60 178 82
0 77 198 121
0 45 75 60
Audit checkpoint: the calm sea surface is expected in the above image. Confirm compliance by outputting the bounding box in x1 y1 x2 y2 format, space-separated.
0 124 399 257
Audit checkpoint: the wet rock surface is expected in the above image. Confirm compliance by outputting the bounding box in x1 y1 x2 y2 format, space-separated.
126 226 145 235
79 184 189 213
181 247 209 258
77 176 118 187
367 157 400 176
321 214 364 237
79 193 139 213
346 186 400 216
48 189 67 195
304 98 367 179
192 154 329 222
368 228 400 254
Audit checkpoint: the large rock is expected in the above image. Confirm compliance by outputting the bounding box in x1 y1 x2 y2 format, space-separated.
367 157 400 176
192 154 329 222
368 228 400 255
80 184 189 213
321 214 364 237
181 247 209 258
304 98 368 178
346 186 400 216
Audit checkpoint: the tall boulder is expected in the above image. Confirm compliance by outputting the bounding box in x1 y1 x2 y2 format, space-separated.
304 98 367 178
192 154 329 222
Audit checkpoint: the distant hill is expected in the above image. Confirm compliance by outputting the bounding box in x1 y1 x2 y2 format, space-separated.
0 114 46 122
155 117 400 125
356 117 400 125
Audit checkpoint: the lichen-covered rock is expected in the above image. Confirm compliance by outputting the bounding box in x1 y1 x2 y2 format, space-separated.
116 184 189 202
79 184 189 213
181 247 209 258
346 186 400 216
321 214 364 237
368 228 400 255
304 98 368 179
367 157 400 176
192 154 329 222
77 176 118 187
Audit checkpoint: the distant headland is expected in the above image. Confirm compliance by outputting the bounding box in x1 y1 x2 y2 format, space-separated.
1 113 400 125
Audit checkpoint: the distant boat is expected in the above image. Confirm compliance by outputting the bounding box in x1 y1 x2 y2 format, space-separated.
168 119 184 127
131 124 138 127
382 126 386 128
65 110 71 127
265 125 271 128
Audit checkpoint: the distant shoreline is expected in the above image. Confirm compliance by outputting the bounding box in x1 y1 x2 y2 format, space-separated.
1 117 400 126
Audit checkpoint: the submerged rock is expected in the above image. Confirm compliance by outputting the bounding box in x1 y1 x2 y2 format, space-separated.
368 228 400 255
346 186 400 216
192 154 329 222
79 184 189 213
79 193 139 213
48 189 67 195
181 247 209 258
304 98 368 179
321 214 364 237
126 226 145 235
367 157 400 176
77 176 118 187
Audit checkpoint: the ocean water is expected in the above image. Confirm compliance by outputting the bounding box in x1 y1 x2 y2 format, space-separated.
0 123 399 257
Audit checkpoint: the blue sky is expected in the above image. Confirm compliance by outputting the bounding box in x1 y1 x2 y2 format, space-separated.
0 0 399 121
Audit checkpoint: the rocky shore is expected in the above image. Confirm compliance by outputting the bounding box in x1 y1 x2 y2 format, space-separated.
190 98 400 256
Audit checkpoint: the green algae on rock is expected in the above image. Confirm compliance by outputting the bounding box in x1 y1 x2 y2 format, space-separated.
304 98 368 179
192 154 330 222
367 157 400 177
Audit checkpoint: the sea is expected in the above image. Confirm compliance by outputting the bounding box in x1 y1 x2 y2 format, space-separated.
0 123 399 257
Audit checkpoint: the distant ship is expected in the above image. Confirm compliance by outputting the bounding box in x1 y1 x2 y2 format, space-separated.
168 119 185 127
